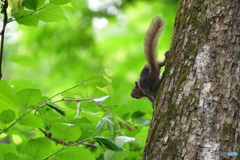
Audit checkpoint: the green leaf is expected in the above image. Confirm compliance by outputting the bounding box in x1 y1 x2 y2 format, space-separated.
9 80 37 92
19 114 44 128
103 75 112 83
37 4 67 22
0 80 19 116
104 149 127 160
16 89 42 109
51 123 81 142
51 146 95 160
11 0 22 13
4 153 20 160
104 68 115 76
96 85 114 97
78 123 97 140
46 102 65 116
104 136 135 160
94 137 124 152
13 5 25 19
23 0 45 10
0 144 17 160
79 71 109 87
25 137 51 160
115 136 135 147
96 116 115 135
132 111 150 125
16 12 39 26
0 110 16 124
50 0 72 5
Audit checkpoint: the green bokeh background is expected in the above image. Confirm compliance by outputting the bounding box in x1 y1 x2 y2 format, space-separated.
3 0 178 100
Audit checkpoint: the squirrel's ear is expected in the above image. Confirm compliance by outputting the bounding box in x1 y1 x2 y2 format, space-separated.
135 81 138 86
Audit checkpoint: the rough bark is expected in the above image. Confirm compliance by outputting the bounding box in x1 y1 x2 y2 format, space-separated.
143 0 240 160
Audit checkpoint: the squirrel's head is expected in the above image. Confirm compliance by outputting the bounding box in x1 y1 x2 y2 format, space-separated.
131 81 147 99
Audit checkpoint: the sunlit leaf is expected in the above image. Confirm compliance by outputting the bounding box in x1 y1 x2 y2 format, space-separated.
25 137 51 160
37 4 67 22
19 114 44 128
51 146 95 160
11 0 22 13
51 123 81 142
103 75 112 83
0 110 16 124
104 68 115 76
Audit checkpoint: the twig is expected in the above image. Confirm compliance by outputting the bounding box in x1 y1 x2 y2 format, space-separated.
0 0 8 80
44 129 102 159
34 98 117 115
48 82 84 100
39 128 97 147
0 82 117 135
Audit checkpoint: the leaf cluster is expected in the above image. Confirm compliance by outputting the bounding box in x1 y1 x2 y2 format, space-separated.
10 0 69 26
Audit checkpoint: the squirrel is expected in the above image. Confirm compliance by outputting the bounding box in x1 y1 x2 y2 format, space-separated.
130 15 169 106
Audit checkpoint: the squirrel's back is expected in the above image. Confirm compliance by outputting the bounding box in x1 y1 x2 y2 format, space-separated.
144 15 165 71
130 15 168 106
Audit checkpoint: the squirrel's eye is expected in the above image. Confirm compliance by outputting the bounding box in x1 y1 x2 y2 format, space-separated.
133 89 135 92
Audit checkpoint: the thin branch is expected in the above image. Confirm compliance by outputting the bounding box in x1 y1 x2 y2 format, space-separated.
48 82 84 100
39 128 96 147
33 101 49 115
34 97 117 115
44 129 102 159
0 0 8 80
0 82 117 135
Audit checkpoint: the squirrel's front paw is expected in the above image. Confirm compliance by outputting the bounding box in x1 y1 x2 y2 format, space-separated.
164 50 170 58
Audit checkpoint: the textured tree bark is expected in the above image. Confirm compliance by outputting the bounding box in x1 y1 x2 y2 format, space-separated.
143 0 240 160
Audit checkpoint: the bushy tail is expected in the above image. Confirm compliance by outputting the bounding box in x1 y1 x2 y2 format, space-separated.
144 15 165 71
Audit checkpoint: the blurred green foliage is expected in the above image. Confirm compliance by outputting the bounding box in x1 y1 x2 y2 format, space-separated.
0 0 178 159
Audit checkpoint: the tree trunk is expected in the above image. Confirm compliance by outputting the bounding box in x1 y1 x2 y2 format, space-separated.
143 0 240 160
